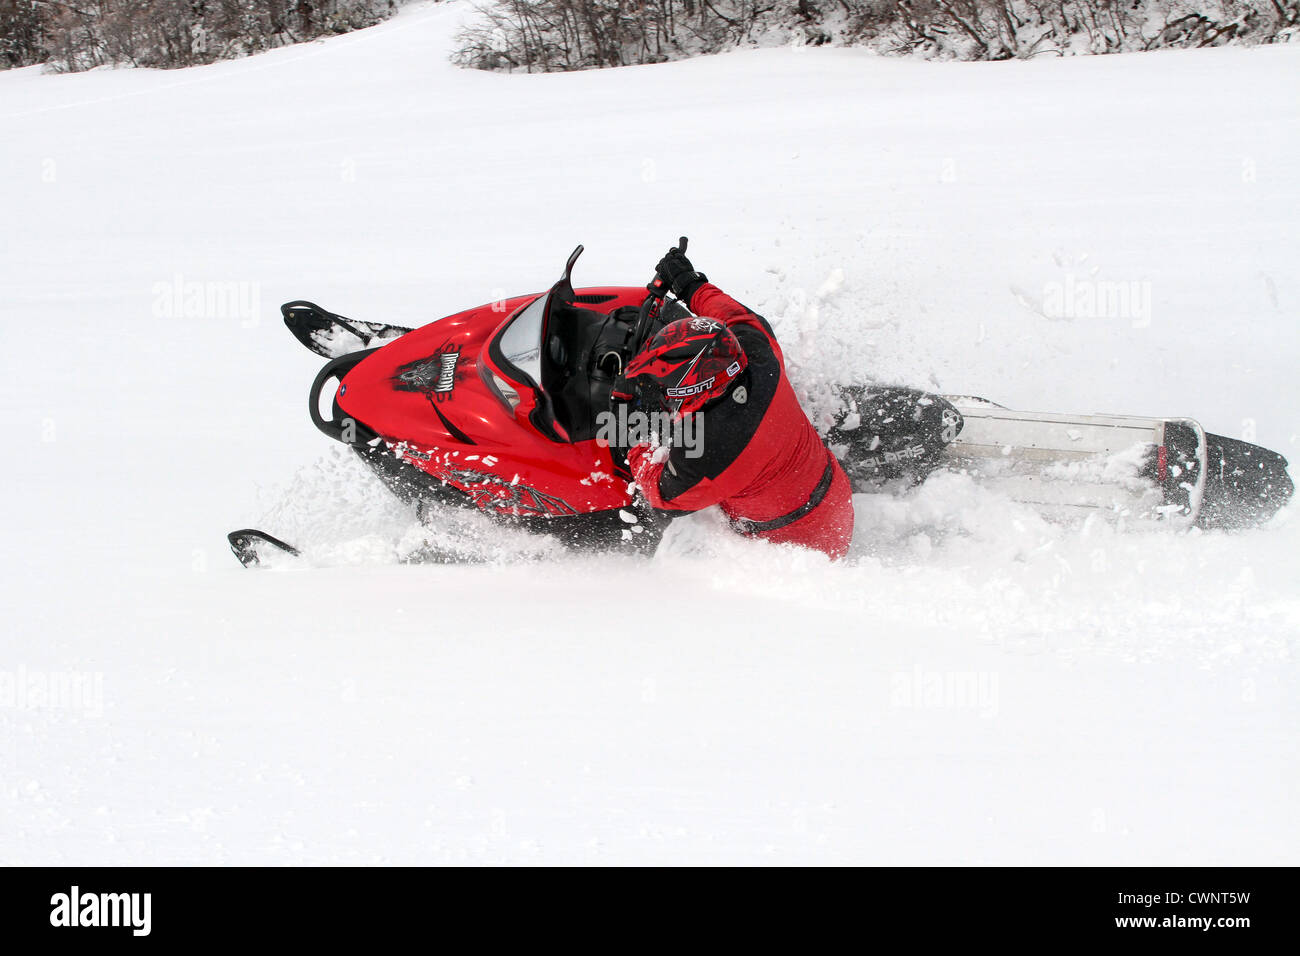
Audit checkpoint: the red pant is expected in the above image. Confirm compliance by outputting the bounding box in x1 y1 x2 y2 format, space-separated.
727 456 854 560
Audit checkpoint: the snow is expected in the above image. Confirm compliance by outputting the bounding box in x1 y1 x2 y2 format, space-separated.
1 2 1297 864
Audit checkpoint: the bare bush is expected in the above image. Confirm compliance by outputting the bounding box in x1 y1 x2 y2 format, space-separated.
452 0 797 72
2 0 399 72
1 0 47 67
453 0 1297 70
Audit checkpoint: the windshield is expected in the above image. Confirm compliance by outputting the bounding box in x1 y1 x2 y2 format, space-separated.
497 292 548 387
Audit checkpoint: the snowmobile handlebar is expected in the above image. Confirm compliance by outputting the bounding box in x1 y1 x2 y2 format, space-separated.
645 236 688 299
633 236 689 354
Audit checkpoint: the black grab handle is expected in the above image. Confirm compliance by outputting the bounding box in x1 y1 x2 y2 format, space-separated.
308 348 379 445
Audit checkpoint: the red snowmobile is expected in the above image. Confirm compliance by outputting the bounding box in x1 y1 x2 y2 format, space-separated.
229 244 1292 566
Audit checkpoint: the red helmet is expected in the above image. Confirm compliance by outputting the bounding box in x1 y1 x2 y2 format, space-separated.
624 316 748 417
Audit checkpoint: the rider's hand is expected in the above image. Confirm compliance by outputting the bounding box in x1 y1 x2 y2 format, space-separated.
653 242 708 305
626 442 669 509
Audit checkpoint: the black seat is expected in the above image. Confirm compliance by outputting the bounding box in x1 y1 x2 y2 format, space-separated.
541 303 636 442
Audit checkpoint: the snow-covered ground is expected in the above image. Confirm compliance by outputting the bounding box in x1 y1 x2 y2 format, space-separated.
1 3 1297 864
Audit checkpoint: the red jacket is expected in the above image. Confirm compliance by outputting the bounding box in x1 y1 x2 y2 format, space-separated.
628 284 855 560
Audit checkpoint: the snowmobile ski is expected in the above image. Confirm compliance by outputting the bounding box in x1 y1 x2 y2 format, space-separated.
227 528 302 568
282 300 412 359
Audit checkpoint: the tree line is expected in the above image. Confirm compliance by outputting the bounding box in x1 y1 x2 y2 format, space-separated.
1 0 396 71
3 0 1293 72
449 0 1298 71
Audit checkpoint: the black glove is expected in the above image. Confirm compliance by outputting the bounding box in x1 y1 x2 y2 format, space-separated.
652 239 707 304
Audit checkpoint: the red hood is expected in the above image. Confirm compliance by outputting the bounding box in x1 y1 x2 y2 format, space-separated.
332 287 646 518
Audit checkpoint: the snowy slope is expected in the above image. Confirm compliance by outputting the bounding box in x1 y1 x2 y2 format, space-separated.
0 2 1297 864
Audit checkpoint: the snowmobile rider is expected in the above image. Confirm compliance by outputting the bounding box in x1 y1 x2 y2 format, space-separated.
614 241 855 560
